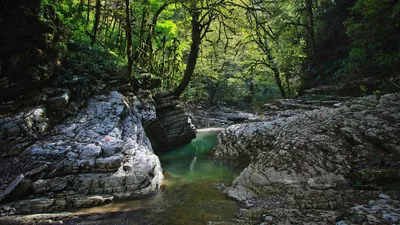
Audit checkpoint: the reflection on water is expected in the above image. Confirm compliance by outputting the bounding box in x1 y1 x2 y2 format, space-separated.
72 132 241 225
160 132 240 182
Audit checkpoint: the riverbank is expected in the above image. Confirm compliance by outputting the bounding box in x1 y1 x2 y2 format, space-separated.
1 132 245 225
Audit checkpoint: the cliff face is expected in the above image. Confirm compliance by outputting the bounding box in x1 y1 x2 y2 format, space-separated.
0 92 163 215
0 0 63 112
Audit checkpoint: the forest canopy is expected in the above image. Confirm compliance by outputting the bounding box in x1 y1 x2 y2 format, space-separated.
44 0 400 106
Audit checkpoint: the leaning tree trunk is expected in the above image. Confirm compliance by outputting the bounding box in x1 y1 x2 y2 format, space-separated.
91 0 101 46
173 12 201 97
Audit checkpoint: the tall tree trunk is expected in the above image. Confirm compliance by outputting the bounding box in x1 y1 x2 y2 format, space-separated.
136 0 149 66
125 0 133 77
271 66 286 99
285 73 291 97
116 18 122 47
108 13 117 45
161 36 166 76
266 52 286 98
173 12 201 97
77 0 85 18
248 78 254 103
145 3 167 72
86 0 91 28
305 0 320 73
91 0 101 46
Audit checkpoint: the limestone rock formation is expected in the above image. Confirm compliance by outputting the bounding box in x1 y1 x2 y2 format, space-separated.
145 92 196 150
214 94 400 201
0 91 163 214
0 107 50 156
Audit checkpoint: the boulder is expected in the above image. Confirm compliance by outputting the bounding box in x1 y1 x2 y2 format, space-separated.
0 91 163 214
214 94 400 201
148 92 196 150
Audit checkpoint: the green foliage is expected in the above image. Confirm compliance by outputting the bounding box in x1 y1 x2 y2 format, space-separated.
57 42 127 98
343 0 400 78
45 0 400 105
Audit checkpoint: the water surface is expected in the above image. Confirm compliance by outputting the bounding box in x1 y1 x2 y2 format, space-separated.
72 132 241 225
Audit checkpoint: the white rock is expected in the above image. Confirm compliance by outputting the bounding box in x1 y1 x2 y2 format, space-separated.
379 193 391 199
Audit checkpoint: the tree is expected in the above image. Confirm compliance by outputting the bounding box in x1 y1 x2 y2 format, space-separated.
344 0 400 78
91 0 101 46
241 0 287 98
173 0 229 97
125 0 133 77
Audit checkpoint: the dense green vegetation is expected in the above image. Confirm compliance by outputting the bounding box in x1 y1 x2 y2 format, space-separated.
45 0 400 106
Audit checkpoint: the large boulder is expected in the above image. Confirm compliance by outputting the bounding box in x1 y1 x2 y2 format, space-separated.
214 94 400 201
146 92 196 151
0 91 163 214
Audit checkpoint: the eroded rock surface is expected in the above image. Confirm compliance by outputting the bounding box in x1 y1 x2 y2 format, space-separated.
0 91 163 214
214 93 400 202
146 92 196 150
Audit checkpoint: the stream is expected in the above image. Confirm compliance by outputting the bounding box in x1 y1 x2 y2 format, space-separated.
69 131 244 225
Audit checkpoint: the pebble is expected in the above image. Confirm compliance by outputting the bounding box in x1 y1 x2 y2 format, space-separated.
377 199 389 204
378 193 390 199
263 215 273 221
368 200 376 206
244 200 253 208
382 213 399 223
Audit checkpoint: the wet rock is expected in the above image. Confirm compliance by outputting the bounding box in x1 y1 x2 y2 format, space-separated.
1 195 114 214
0 175 24 203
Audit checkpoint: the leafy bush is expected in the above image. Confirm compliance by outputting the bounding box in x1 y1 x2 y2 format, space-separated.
56 42 127 100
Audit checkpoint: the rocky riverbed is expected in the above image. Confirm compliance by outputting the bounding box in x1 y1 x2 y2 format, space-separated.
213 93 400 224
1 92 400 224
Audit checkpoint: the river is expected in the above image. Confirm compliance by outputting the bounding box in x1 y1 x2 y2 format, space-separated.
68 131 243 225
